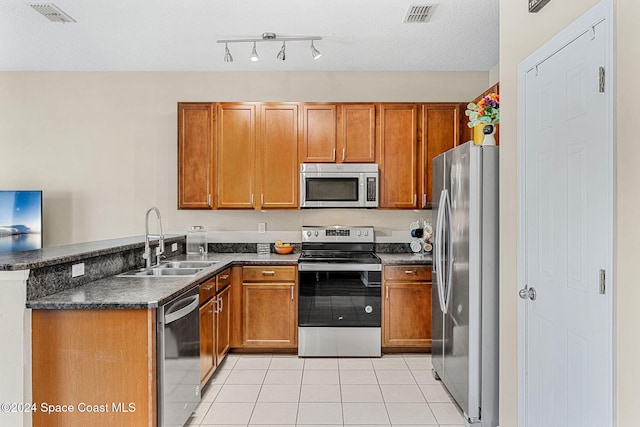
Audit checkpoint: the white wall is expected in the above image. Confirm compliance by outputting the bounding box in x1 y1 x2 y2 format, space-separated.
499 0 640 425
0 71 489 246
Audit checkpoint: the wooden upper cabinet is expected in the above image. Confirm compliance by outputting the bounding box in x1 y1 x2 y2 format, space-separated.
420 104 460 208
377 103 419 208
338 104 376 163
217 103 257 209
300 103 337 163
178 103 215 209
258 103 299 209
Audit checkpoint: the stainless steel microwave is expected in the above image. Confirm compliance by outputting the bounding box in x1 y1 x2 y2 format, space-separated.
300 163 379 208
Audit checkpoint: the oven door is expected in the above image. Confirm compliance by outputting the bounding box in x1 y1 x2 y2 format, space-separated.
298 266 381 328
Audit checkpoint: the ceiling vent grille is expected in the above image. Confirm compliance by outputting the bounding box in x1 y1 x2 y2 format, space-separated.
29 3 76 23
403 4 435 23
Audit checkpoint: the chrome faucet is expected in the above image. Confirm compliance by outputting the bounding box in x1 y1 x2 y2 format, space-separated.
143 207 165 268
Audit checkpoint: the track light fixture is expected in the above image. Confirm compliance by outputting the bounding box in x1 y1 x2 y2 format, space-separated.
217 32 322 63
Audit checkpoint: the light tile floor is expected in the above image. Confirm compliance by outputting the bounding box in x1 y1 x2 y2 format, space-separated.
186 354 465 427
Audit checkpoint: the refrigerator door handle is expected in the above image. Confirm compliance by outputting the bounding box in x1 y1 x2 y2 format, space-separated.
442 189 454 314
434 189 448 314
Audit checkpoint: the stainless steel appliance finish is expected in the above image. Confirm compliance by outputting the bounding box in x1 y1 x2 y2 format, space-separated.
157 286 201 427
300 163 379 208
298 225 382 357
432 141 499 427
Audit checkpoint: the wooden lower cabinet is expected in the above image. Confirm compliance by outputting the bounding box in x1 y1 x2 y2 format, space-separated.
241 265 297 348
31 309 156 427
382 265 432 349
199 297 216 385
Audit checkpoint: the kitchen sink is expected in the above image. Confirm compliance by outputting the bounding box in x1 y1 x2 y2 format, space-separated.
158 260 218 269
137 267 203 276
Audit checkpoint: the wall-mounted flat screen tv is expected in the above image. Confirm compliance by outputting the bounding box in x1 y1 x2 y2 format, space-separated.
0 191 42 254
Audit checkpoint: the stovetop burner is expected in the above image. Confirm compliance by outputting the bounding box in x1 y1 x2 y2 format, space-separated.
299 250 381 264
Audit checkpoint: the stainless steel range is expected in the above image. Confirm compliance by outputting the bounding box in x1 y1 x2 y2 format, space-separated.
298 225 382 357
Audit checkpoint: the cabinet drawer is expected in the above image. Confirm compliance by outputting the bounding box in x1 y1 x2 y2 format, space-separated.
384 265 432 282
243 266 296 282
199 278 217 304
216 268 232 293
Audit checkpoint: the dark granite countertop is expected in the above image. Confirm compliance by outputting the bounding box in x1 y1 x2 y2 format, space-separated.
0 235 186 271
378 253 433 265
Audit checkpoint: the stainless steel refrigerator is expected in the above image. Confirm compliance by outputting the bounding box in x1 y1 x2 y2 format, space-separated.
432 141 499 427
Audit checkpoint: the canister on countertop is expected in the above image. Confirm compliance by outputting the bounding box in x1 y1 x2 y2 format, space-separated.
186 225 207 255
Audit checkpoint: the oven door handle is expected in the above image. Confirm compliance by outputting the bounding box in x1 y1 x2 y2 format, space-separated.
164 295 199 325
298 263 382 272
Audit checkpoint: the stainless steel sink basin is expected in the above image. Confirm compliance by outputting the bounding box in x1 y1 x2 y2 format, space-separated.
137 267 204 276
159 261 217 269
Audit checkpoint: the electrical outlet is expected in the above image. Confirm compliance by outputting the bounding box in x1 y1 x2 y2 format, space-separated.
258 222 266 234
171 243 178 252
71 263 85 278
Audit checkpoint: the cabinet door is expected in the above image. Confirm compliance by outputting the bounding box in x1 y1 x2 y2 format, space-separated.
178 103 215 209
377 104 419 208
300 103 337 163
217 103 256 209
242 282 297 348
383 281 432 347
421 104 460 208
339 104 376 163
215 286 231 363
199 298 216 385
258 103 299 209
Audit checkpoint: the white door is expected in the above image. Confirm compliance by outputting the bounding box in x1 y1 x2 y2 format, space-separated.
520 14 612 427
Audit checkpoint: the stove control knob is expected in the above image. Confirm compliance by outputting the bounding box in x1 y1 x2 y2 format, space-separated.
364 231 369 236
314 230 319 236
306 231 312 237
356 231 361 236
364 305 373 314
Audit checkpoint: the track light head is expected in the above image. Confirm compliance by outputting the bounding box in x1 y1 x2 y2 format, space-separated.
310 40 322 60
276 41 286 61
224 43 233 63
250 42 259 62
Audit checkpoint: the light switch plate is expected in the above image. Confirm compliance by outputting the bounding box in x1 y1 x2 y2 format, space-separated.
71 263 85 278
258 222 266 234
171 243 178 252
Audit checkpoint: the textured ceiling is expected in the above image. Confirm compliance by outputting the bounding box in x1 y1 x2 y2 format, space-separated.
0 0 499 72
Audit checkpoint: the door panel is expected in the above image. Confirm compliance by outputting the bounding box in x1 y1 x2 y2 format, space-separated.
301 104 336 163
339 104 376 163
523 22 611 427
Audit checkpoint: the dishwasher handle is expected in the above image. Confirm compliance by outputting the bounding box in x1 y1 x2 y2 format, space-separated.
164 295 199 325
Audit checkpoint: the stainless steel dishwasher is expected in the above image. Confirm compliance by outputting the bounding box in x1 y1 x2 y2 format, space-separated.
157 285 200 427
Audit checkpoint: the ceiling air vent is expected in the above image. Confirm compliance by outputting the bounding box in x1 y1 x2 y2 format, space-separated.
403 4 435 23
29 3 76 23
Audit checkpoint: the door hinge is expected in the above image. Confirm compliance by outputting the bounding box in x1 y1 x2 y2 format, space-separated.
599 269 606 295
599 67 605 93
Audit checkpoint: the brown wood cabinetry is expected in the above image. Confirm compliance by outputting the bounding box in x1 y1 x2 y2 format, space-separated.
32 309 157 426
200 267 233 387
217 103 257 209
258 103 299 208
300 103 376 163
217 103 299 209
199 297 216 385
241 265 297 348
420 104 460 208
382 265 432 349
377 103 419 208
178 103 215 209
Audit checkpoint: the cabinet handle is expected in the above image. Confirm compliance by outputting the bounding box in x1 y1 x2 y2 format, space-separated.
219 275 229 280
203 285 214 291
262 271 276 276
342 148 346 161
291 285 294 300
332 148 336 161
214 298 219 314
422 194 426 207
218 296 223 312
251 194 254 206
414 194 417 206
261 194 264 207
386 286 389 300
404 270 417 274
207 194 211 207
